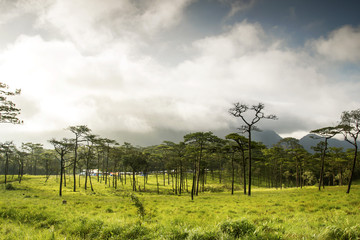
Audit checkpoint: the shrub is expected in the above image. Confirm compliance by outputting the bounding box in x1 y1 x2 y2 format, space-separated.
220 219 256 238
100 225 125 239
67 217 104 239
322 225 360 240
203 185 225 193
166 225 189 240
123 223 150 239
187 228 220 240
105 208 114 213
5 183 15 190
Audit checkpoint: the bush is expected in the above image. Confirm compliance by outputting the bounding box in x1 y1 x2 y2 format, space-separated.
187 228 220 240
67 217 104 239
203 185 225 193
5 183 15 190
322 225 360 240
220 219 256 238
167 227 189 240
123 223 150 239
105 208 114 213
100 225 125 239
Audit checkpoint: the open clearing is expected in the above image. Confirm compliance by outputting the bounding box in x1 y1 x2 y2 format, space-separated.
0 175 359 239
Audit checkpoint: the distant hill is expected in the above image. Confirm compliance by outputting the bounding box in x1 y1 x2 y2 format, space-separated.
251 130 282 147
299 134 353 153
247 130 354 152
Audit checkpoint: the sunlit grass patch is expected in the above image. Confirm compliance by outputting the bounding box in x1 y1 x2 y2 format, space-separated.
0 175 359 239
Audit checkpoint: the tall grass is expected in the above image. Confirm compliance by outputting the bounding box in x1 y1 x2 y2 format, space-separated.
0 174 359 239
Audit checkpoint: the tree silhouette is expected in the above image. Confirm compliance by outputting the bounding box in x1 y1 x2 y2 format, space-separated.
184 132 218 200
229 102 277 196
226 133 248 194
67 125 91 192
49 138 73 196
310 126 340 191
338 109 360 193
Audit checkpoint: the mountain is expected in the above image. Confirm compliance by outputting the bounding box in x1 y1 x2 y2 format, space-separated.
246 130 354 152
251 130 283 147
299 134 353 153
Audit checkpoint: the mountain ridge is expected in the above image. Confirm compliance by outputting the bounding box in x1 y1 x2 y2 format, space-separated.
249 130 353 152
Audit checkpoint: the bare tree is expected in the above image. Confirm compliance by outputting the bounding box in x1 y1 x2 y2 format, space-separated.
229 102 277 196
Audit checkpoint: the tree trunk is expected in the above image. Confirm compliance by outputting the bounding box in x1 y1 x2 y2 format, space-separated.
89 172 94 192
346 144 358 194
248 130 252 196
132 171 136 191
19 160 24 184
63 169 66 187
73 140 78 192
175 167 178 195
280 163 283 189
196 146 203 196
4 152 9 184
319 139 328 191
163 170 166 186
340 167 343 186
156 172 159 194
97 152 100 182
143 173 146 191
242 151 246 195
219 162 222 184
295 157 299 188
202 168 205 192
231 153 235 195
59 154 64 196
191 159 196 200
171 172 175 192
105 147 109 186
179 162 183 195
85 167 88 190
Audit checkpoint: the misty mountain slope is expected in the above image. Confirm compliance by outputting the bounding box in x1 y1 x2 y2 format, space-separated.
246 130 354 153
299 134 354 153
251 130 283 147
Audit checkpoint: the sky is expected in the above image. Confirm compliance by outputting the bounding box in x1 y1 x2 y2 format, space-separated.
1 0 360 147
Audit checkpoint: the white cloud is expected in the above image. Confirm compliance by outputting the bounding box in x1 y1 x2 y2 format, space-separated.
193 21 266 58
173 21 357 134
0 1 359 146
310 25 360 62
36 0 194 52
0 0 49 25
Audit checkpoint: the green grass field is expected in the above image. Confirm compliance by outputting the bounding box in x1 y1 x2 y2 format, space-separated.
0 175 359 239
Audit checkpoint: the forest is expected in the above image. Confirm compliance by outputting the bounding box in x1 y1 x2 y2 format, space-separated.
1 82 360 239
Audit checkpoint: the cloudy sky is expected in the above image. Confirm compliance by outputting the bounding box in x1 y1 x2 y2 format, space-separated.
1 0 360 147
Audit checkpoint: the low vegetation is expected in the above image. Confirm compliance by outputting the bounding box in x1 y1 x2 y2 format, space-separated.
0 175 359 239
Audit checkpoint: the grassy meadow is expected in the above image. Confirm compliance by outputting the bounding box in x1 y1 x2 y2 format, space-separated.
0 174 359 239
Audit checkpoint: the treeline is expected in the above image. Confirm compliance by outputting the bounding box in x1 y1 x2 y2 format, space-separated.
0 81 359 198
0 125 358 197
